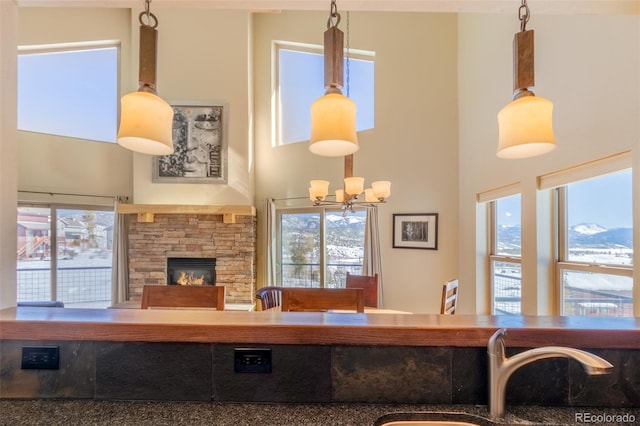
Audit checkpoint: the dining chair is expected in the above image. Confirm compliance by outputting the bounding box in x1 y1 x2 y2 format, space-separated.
440 279 459 314
256 286 283 310
280 287 365 313
140 284 225 310
345 272 379 308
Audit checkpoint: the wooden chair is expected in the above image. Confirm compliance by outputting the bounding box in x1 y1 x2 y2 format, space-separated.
140 285 225 310
256 286 283 310
345 272 379 308
440 279 459 314
280 288 365 313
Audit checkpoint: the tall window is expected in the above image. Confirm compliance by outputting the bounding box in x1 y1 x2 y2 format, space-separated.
277 208 366 288
274 41 374 146
17 205 115 308
557 168 633 317
489 194 522 314
18 41 119 143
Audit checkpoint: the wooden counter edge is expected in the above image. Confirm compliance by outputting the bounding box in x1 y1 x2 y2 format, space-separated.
1 308 638 349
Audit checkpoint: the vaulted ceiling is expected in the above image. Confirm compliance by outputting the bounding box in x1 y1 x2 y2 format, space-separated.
14 0 640 15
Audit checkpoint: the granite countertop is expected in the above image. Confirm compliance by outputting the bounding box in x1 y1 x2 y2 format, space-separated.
1 400 638 426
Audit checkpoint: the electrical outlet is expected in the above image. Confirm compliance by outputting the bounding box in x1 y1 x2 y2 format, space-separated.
21 346 60 369
234 348 271 373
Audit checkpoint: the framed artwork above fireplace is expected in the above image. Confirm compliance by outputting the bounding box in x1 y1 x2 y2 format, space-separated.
152 101 228 184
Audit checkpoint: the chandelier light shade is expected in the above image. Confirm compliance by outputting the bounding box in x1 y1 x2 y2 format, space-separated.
309 0 359 157
309 179 330 201
496 0 555 159
117 0 174 155
309 154 391 212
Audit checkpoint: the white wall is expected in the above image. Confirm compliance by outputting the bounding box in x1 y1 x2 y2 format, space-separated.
457 13 640 314
17 8 134 202
253 12 460 313
130 8 254 206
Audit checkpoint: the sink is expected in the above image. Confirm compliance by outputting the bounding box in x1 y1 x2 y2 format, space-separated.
374 412 495 426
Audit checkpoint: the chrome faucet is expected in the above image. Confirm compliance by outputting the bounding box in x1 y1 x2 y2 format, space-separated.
487 328 613 418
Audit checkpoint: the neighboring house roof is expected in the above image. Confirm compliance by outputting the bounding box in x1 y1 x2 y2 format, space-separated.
17 221 50 231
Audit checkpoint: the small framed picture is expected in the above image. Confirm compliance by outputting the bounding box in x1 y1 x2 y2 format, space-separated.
392 213 438 250
152 102 228 184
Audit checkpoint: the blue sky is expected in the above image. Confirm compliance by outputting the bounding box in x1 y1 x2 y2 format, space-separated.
498 169 632 229
18 47 118 143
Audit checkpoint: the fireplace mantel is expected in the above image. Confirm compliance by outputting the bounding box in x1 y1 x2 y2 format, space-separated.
116 204 256 224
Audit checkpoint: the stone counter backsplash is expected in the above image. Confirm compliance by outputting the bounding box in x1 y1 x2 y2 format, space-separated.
1 341 638 408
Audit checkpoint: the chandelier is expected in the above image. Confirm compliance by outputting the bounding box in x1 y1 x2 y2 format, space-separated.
309 154 391 212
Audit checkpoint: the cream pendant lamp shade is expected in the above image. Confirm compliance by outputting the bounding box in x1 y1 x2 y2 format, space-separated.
310 93 358 157
497 0 555 160
117 91 174 155
309 0 359 157
117 0 174 156
497 95 555 159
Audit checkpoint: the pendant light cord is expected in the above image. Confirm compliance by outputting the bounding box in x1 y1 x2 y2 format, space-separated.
346 10 350 98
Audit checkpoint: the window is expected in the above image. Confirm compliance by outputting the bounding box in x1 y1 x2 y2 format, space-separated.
18 41 119 143
557 168 633 317
274 42 374 145
277 208 366 287
17 205 115 308
489 194 522 315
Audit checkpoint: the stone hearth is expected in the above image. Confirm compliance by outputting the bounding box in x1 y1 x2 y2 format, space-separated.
127 214 256 304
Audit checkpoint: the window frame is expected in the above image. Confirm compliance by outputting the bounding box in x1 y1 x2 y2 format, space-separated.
276 205 367 288
488 195 522 315
555 178 633 316
272 40 375 147
17 40 120 143
17 202 115 307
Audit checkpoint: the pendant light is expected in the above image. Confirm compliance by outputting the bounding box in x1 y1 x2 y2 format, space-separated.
308 10 391 213
497 0 555 159
117 0 174 155
309 0 358 157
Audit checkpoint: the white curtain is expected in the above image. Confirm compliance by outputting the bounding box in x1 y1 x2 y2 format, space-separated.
111 197 129 304
363 206 384 307
265 198 277 287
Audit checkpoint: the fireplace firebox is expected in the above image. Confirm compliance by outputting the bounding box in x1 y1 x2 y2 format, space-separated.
167 257 216 286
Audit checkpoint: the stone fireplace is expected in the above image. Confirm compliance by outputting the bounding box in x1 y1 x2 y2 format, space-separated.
127 213 256 304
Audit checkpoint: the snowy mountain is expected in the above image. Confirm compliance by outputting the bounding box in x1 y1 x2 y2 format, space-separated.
569 223 632 249
571 223 607 235
496 223 633 253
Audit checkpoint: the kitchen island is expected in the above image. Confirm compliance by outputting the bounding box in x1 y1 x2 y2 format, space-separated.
1 307 638 409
